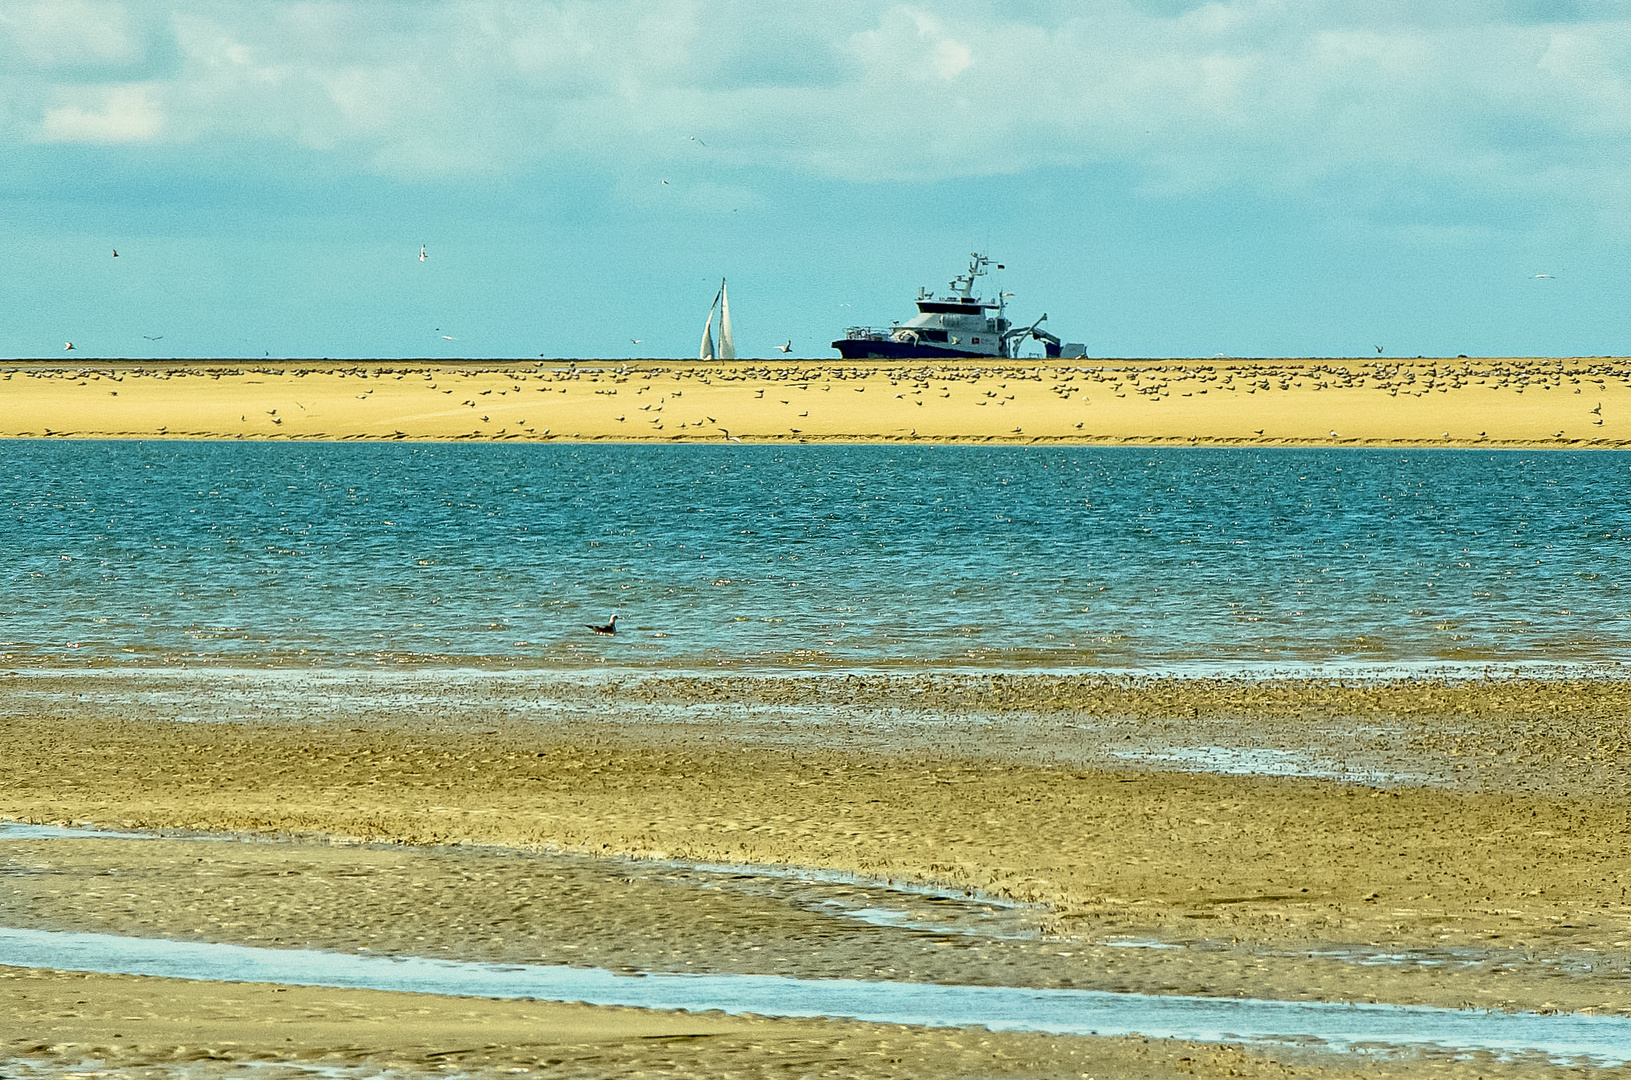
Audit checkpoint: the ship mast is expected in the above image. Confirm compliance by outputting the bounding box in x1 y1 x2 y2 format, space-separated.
949 253 989 299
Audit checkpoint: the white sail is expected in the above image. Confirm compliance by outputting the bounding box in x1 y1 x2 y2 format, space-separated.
699 288 718 360
718 278 735 360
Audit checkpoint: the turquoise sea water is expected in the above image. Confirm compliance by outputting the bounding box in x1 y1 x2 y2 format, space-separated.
3 440 1628 673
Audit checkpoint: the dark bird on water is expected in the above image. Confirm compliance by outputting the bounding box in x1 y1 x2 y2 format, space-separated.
587 614 618 635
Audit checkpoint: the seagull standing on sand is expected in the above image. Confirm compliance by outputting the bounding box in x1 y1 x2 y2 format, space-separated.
587 614 618 635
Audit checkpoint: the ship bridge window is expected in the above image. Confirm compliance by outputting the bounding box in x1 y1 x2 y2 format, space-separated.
917 329 950 342
917 302 987 315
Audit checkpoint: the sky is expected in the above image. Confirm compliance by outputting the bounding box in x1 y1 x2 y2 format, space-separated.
1 0 1628 361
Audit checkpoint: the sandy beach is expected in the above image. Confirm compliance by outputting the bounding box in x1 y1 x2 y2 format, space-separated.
2 356 1628 445
3 671 1630 1077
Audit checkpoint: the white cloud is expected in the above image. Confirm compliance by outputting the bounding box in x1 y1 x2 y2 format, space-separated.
41 82 162 142
5 1 1631 220
5 0 140 66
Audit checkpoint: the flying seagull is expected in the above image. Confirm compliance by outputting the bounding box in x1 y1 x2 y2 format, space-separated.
631 338 642 345
1375 345 1383 353
142 335 163 341
64 342 74 351
419 245 427 262
112 249 118 257
775 340 792 353
587 614 618 635
689 135 706 146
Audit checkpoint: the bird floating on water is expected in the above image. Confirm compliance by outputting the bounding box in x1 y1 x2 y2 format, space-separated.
587 614 618 635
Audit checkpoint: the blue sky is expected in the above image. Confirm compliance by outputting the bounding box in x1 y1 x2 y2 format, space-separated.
2 0 1628 360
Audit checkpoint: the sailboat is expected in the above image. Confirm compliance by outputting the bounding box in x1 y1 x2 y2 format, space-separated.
698 279 735 360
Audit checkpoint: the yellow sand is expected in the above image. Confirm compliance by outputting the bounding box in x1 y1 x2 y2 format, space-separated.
5 677 1631 1016
6 967 1553 1080
2 356 1628 445
5 676 1631 1077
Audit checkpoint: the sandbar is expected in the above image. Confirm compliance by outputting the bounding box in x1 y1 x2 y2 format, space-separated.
2 356 1628 446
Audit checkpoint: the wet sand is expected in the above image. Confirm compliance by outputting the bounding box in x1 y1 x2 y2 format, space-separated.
0 965 1152 1080
6 672 1631 1075
3 672 1630 1035
12 967 1588 1080
2 356 1629 445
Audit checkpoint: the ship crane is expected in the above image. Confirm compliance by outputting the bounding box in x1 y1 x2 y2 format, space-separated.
1002 313 1062 358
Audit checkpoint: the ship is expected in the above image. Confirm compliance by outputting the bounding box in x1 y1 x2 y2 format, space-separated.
832 254 1083 361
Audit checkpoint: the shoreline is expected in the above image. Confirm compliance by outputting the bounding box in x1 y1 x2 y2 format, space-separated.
3 355 1628 447
5 656 1630 677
